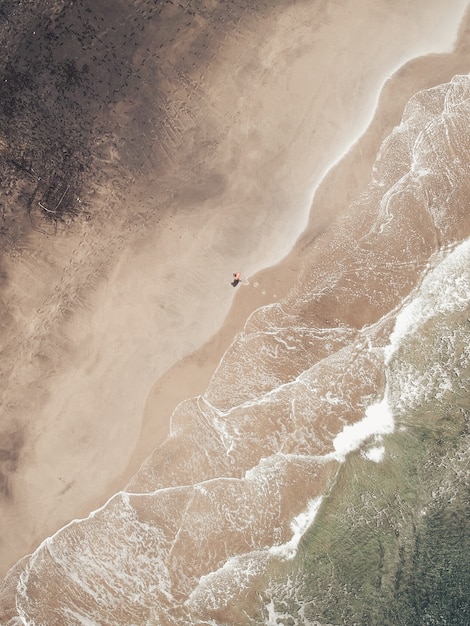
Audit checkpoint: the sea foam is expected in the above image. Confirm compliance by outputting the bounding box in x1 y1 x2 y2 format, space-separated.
332 396 394 462
269 497 324 560
385 237 470 364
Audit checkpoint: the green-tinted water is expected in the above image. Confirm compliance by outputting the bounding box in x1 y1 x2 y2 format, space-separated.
252 311 470 626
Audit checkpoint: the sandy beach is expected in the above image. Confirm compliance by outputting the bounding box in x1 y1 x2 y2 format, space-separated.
1 0 469 585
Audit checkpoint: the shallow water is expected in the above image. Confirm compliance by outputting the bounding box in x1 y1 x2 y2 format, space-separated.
2 61 470 626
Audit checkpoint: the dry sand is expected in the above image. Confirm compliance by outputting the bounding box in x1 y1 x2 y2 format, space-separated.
1 0 469 579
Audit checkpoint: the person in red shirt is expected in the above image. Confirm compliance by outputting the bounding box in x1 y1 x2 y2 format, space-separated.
232 272 241 287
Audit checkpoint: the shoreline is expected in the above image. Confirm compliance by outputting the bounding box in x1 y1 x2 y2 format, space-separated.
1 0 469 582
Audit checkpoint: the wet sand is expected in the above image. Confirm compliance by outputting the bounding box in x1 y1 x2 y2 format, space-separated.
1 0 469 581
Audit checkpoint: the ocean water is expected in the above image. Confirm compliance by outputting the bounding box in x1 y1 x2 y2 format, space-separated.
2 71 470 626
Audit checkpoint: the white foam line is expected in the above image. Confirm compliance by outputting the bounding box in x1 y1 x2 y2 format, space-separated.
360 239 466 345
203 331 360 420
269 497 323 561
201 376 300 418
385 238 470 364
